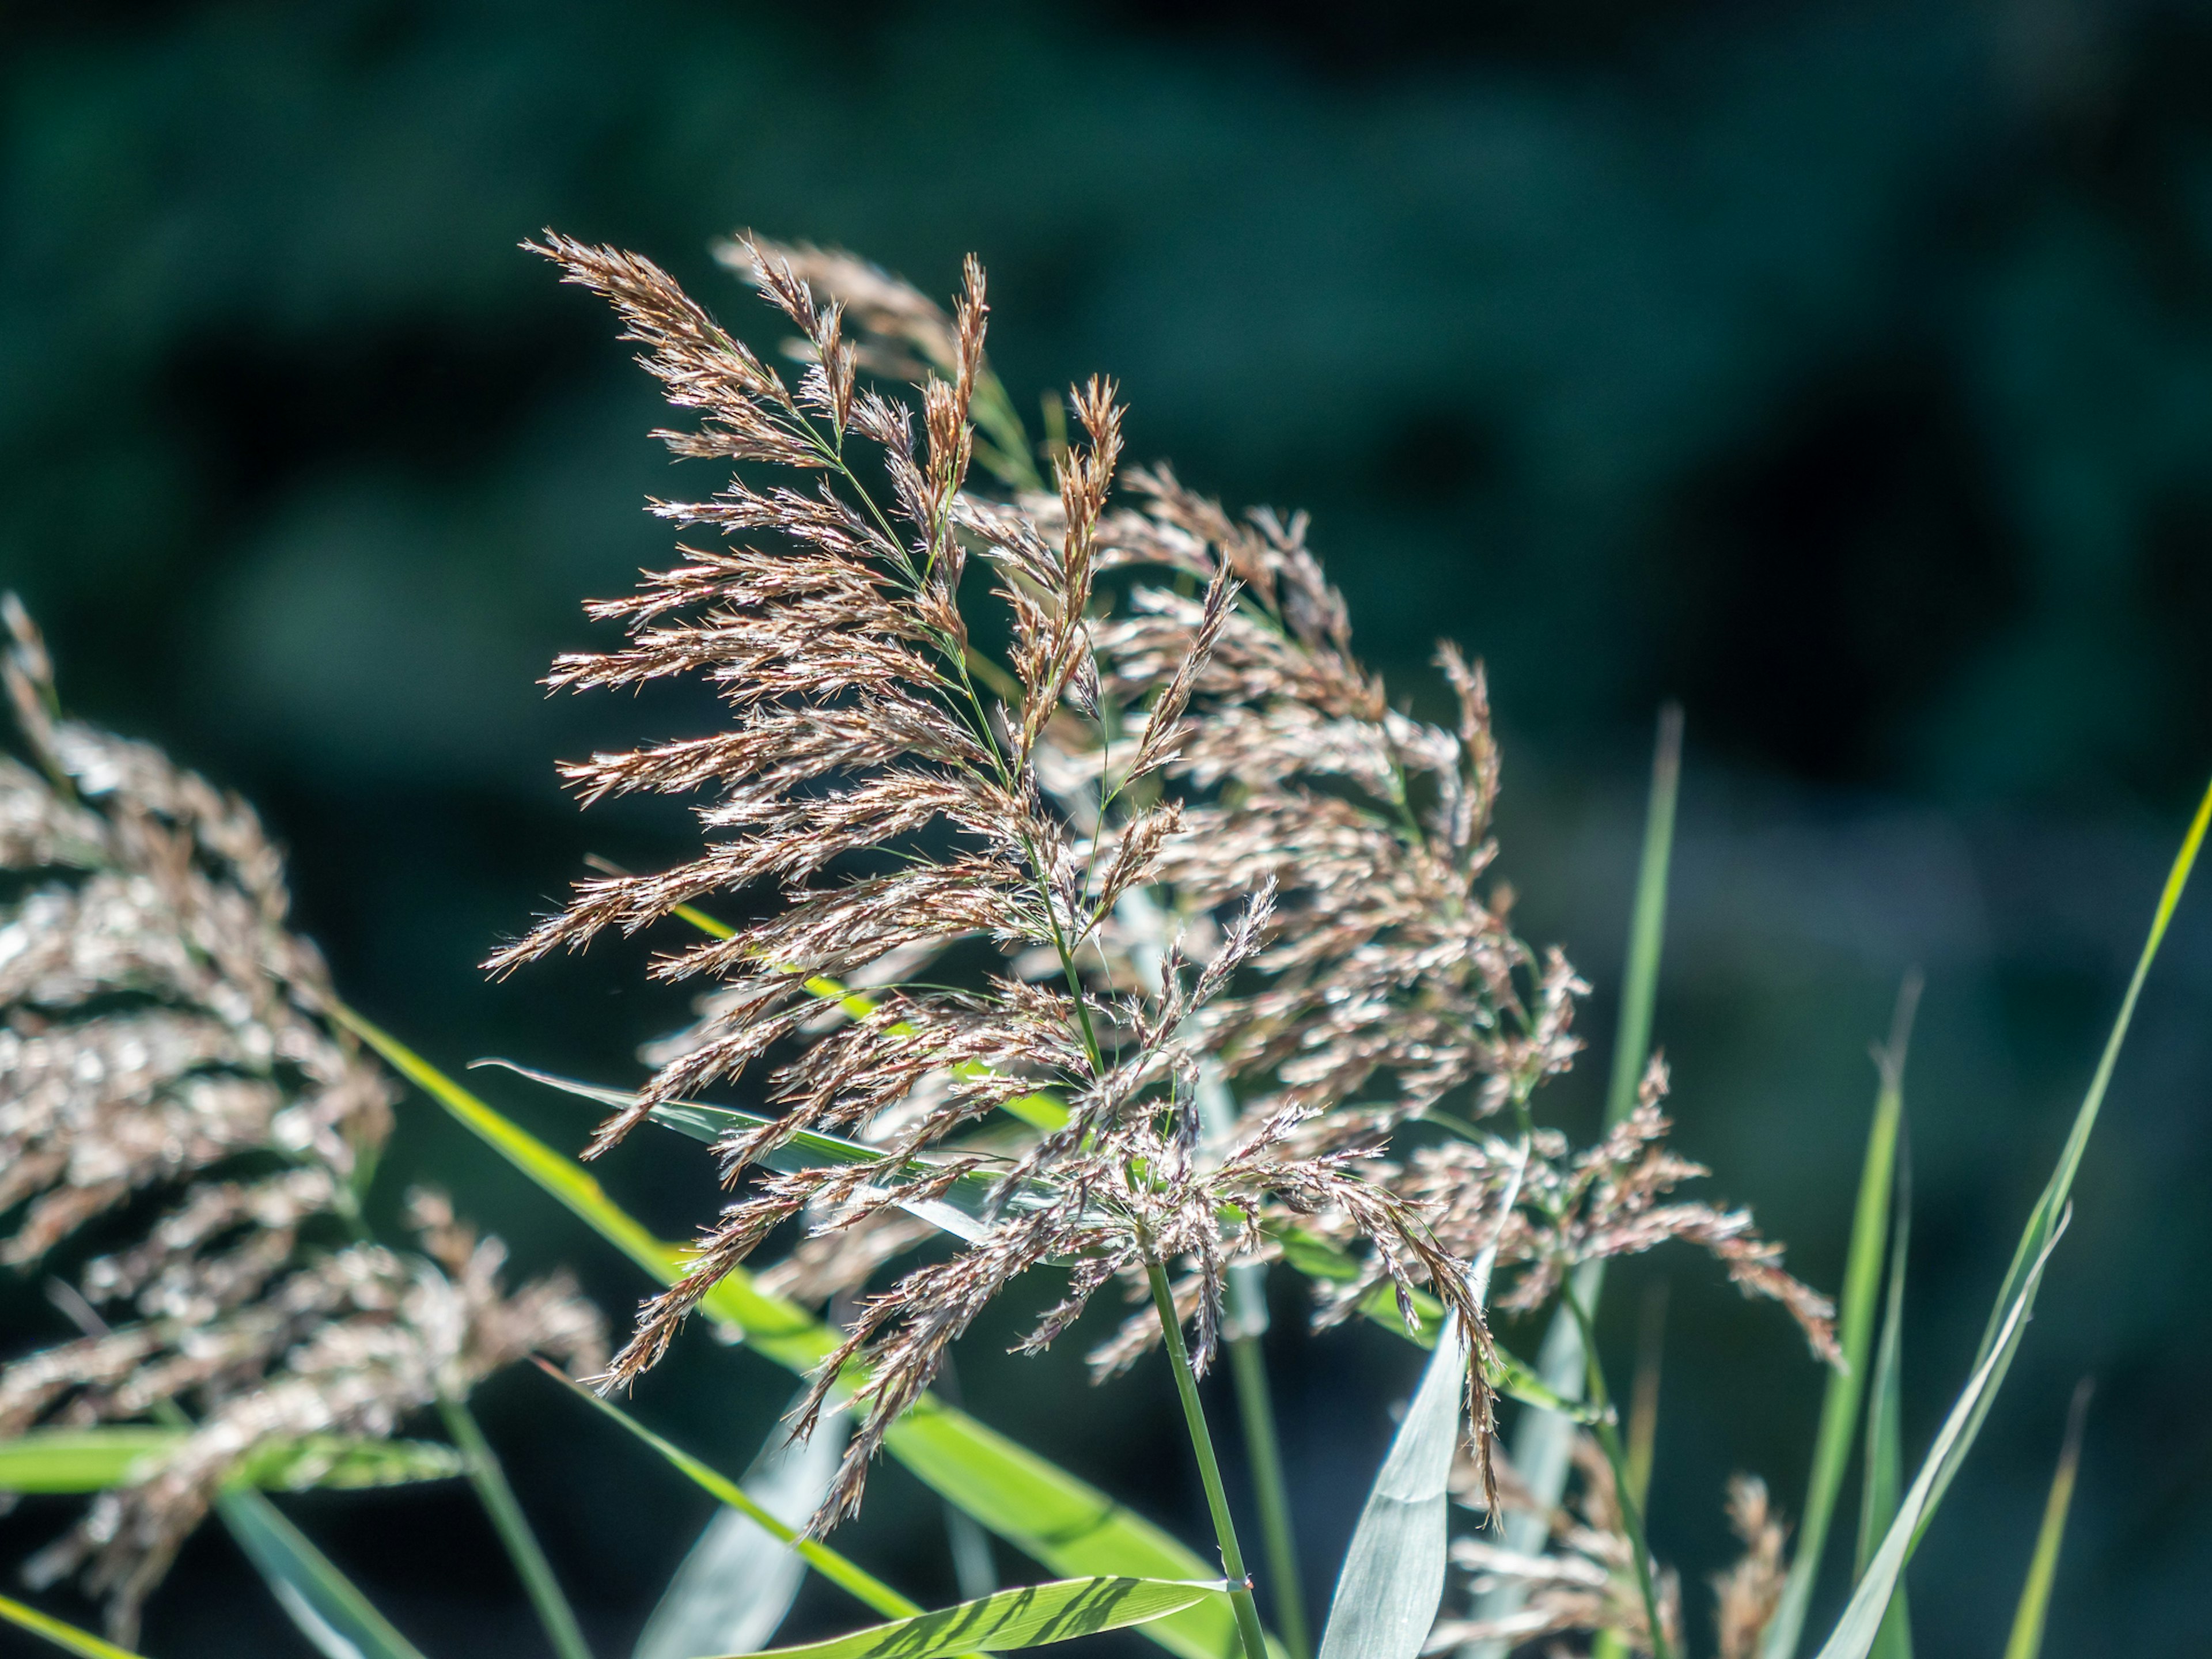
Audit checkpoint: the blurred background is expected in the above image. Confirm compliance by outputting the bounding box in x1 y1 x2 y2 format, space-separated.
3 0 2211 1652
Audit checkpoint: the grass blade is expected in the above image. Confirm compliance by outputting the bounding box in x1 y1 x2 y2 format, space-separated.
634 1393 854 1659
537 1361 919 1622
1314 1313 1468 1659
336 1003 1241 1659
1761 974 1920 1659
1475 705 1681 1655
0 1594 149 1659
734 1578 1230 1659
214 1489 430 1659
1814 767 2212 1659
1853 1141 1912 1659
1320 1140 1528 1659
437 1396 592 1659
1999 1379 2093 1659
0 1431 463 1494
1808 1216 2066 1659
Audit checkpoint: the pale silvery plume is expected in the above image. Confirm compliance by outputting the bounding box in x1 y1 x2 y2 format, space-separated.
0 600 604 1639
1437 1442 1785 1658
497 234 1494 1526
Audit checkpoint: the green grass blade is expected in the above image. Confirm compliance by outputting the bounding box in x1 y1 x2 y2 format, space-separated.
1474 706 1681 1656
734 1577 1229 1659
1604 702 1684 1132
215 1489 430 1659
340 1003 1240 1659
537 1362 919 1622
1854 1136 1912 1659
1808 1217 2066 1659
2000 1379 2093 1659
438 1396 592 1659
1814 770 2212 1659
634 1391 852 1659
1761 974 1920 1659
0 1594 149 1659
0 1430 463 1494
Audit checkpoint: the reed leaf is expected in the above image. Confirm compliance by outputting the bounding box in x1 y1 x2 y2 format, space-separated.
1761 974 1919 1659
1475 705 1682 1655
0 1594 149 1659
1853 1142 1912 1659
537 1362 918 1622
1999 1380 2093 1659
214 1490 430 1659
1314 1313 1467 1659
0 1431 462 1495
331 1006 1240 1659
1813 768 2212 1659
729 1577 1230 1659
634 1395 853 1659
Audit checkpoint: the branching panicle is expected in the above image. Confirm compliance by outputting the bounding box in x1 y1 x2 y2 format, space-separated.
0 601 604 1639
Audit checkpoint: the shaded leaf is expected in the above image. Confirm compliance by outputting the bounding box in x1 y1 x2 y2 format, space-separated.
635 1395 853 1659
215 1489 429 1659
1315 1313 1466 1659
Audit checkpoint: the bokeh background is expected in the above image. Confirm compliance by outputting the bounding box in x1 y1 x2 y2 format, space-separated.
5 1 2211 1653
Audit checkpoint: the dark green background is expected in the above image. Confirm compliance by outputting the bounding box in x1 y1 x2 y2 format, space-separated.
4 1 2211 1653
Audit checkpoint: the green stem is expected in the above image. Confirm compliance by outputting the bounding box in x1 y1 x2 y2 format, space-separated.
1228 1330 1308 1659
1561 1288 1671 1659
1146 1256 1271 1659
440 1396 593 1659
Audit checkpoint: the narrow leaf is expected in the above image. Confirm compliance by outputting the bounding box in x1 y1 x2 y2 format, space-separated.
0 1594 149 1659
538 1362 918 1623
729 1577 1229 1659
215 1489 429 1659
1478 705 1682 1656
1762 974 1919 1659
339 1005 1236 1659
1808 1217 2066 1659
635 1393 854 1659
1813 778 2211 1659
1854 1142 1912 1659
1315 1313 1467 1659
0 1431 462 1495
472 1058 1027 1243
1936 777 2212 1535
1999 1379 2093 1659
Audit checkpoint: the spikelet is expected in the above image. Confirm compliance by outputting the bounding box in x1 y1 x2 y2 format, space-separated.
502 233 1498 1526
1285 1058 1839 1362
0 600 605 1639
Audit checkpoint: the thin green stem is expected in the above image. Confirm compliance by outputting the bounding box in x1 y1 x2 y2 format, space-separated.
440 1397 593 1659
1560 1287 1671 1659
1146 1256 1270 1659
1228 1330 1308 1659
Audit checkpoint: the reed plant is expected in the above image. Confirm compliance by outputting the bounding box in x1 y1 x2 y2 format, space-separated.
1 233 2203 1659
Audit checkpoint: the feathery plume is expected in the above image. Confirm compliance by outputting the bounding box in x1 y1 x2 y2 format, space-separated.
0 600 604 1638
502 234 1496 1526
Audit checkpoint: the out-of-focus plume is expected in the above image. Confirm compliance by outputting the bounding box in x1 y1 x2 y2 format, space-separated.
0 599 604 1639
1432 1434 1684 1656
